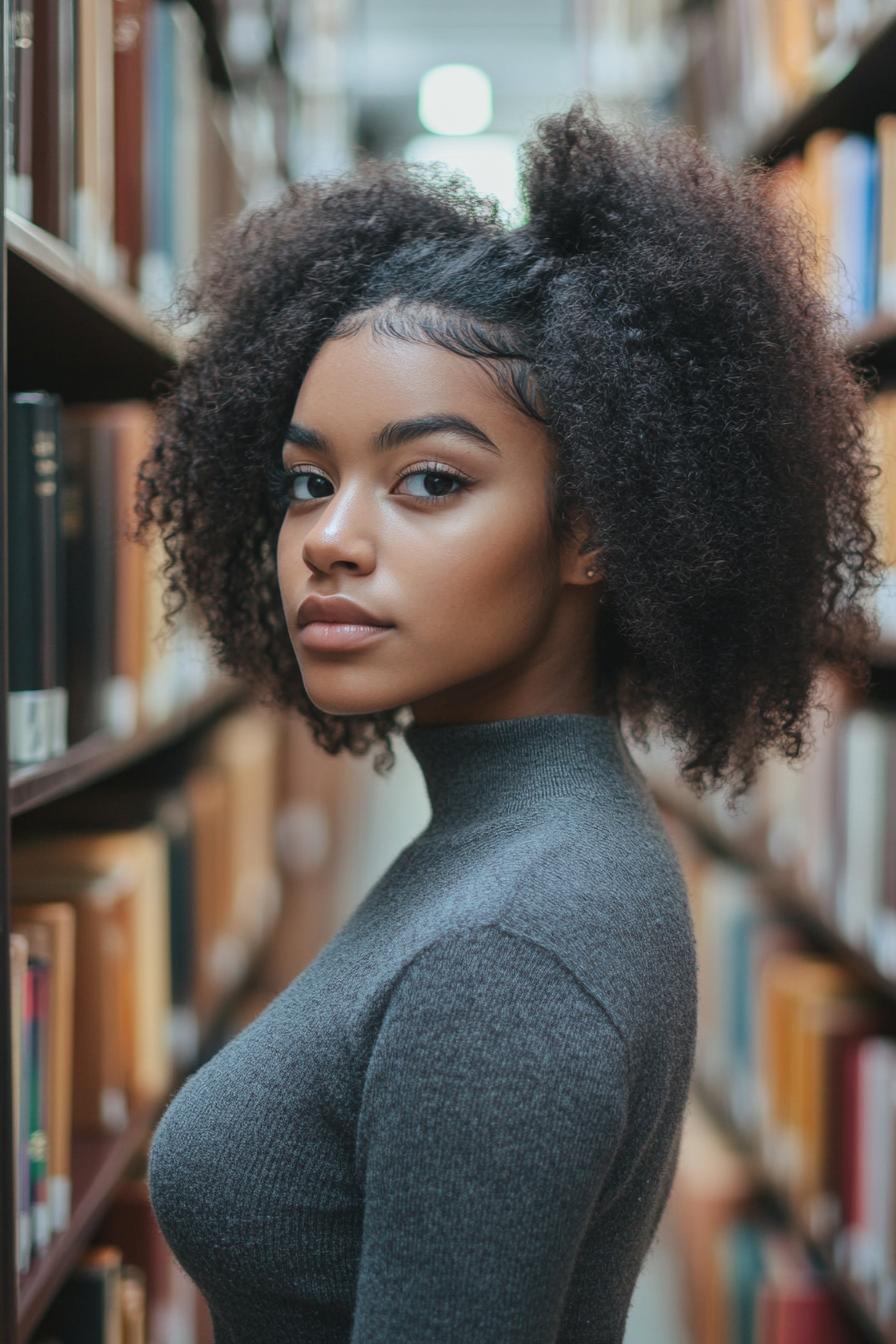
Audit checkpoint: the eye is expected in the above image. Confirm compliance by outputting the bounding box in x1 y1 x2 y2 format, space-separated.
266 462 333 507
267 459 474 510
285 467 333 502
394 462 473 505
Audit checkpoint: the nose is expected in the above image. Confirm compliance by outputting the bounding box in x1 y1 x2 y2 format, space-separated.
299 480 377 575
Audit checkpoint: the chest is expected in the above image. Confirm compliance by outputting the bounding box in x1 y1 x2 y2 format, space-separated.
147 953 369 1304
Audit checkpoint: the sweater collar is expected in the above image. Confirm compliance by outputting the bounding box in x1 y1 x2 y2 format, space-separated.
403 710 634 829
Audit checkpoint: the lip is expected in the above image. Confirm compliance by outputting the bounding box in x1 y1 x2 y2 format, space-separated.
298 622 394 651
297 593 392 628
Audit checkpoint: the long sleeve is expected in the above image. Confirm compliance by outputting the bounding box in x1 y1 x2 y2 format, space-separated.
350 922 631 1344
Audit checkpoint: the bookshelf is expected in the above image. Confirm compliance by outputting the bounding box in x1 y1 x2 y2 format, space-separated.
14 919 269 1341
742 11 896 168
6 210 180 402
10 675 246 817
652 778 896 1011
693 1077 893 1344
0 0 302 1338
660 9 896 1341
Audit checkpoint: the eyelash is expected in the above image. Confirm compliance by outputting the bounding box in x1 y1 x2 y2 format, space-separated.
266 459 474 510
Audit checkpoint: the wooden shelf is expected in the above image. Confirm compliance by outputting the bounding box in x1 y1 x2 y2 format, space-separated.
693 1076 893 1344
14 1099 159 1343
739 13 896 167
651 777 896 1008
6 211 181 401
10 677 247 818
14 925 275 1342
849 312 896 381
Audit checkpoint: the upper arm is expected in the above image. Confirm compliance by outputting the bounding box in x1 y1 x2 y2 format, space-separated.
351 924 630 1343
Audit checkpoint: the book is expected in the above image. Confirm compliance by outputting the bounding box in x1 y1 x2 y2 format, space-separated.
33 1243 124 1342
10 902 76 1238
25 928 51 1256
59 418 118 744
10 931 30 1273
12 828 173 1110
7 391 68 764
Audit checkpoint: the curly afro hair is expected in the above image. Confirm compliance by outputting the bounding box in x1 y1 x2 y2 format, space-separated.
133 94 884 799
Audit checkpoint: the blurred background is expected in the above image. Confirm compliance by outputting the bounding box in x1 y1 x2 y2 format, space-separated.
4 1 896 1341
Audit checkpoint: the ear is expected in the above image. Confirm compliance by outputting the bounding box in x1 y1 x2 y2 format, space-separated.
558 510 604 587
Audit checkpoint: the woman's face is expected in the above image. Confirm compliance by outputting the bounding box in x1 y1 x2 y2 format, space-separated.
276 321 602 725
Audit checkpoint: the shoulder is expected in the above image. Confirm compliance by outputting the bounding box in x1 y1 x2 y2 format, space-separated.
485 796 698 1077
354 923 631 1182
366 922 631 1089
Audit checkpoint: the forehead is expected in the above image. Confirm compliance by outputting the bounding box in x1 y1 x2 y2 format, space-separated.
293 323 541 445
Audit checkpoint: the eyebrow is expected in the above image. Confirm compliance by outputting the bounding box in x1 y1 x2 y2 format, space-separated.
283 414 501 456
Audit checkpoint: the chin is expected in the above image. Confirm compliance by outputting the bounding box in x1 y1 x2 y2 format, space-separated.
302 683 406 719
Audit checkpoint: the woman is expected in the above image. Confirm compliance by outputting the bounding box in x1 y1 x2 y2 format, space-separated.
142 97 881 1343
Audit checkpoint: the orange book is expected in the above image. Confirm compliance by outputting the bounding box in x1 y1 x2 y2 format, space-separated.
867 389 896 570
757 955 855 1184
185 764 232 1028
876 114 896 315
802 128 848 296
12 865 132 1133
794 993 883 1235
200 708 281 951
12 826 172 1109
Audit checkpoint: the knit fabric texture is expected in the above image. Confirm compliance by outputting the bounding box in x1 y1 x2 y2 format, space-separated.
147 711 698 1343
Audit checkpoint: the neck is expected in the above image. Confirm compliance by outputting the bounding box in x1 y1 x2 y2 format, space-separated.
403 710 635 831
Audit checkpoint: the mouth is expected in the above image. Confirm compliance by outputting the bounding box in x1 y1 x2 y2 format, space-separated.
297 621 394 651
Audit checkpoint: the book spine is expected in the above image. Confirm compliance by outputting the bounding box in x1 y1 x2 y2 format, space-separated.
27 957 50 1255
12 0 35 218
30 0 61 234
19 951 32 1274
7 391 68 763
58 0 77 244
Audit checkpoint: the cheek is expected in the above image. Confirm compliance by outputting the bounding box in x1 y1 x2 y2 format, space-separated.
406 504 555 646
276 519 304 610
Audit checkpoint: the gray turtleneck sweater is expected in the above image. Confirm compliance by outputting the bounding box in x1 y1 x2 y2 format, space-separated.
147 712 698 1343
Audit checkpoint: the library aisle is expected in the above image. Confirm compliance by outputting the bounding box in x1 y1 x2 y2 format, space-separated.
4 0 896 1341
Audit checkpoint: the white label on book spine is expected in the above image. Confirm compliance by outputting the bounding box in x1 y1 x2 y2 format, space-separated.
18 1210 30 1274
50 1174 71 1234
8 691 52 765
49 685 68 757
100 1087 129 1134
101 676 139 738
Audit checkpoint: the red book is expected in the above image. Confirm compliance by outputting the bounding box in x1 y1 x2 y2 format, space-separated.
112 0 148 290
773 1285 853 1344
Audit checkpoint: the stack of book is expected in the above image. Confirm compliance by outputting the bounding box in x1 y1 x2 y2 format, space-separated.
9 702 283 1295
668 813 896 1332
765 116 896 332
672 1100 856 1344
7 0 242 302
8 394 219 768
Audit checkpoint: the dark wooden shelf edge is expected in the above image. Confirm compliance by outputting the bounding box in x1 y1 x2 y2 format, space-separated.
10 678 248 816
849 312 896 362
14 925 275 1341
5 211 182 365
651 778 896 1007
740 13 896 166
692 1076 894 1344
